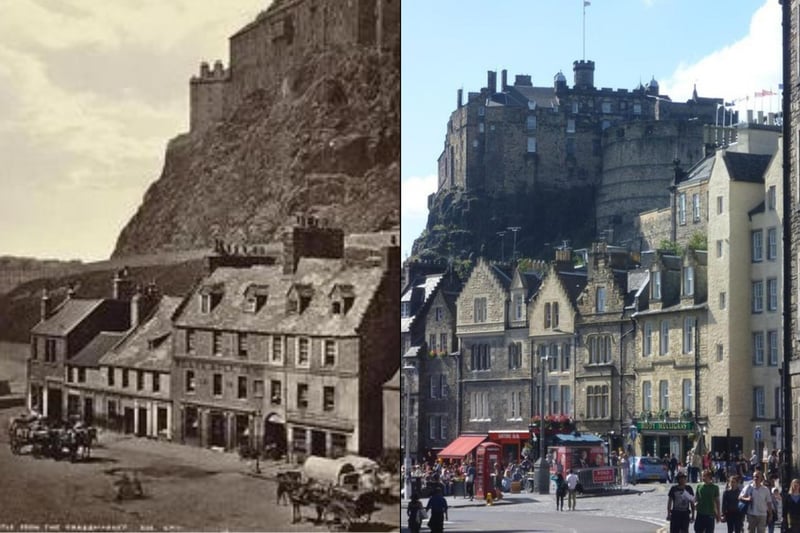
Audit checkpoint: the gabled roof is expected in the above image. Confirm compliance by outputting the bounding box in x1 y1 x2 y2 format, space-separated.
678 154 715 186
69 332 126 368
490 263 513 289
174 258 385 337
31 298 105 337
556 271 588 305
722 152 772 183
100 296 183 371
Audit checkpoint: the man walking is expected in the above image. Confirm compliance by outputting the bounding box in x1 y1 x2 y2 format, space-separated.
694 469 722 533
740 471 774 533
667 472 695 533
566 469 579 511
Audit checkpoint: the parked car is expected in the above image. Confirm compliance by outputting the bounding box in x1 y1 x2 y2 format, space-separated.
628 456 668 484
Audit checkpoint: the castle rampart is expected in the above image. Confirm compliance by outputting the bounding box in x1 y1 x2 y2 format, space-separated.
188 0 398 135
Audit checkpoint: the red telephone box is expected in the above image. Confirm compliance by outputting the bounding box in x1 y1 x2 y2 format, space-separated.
474 442 502 500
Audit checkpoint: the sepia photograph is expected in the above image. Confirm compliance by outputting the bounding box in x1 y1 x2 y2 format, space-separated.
0 1 400 531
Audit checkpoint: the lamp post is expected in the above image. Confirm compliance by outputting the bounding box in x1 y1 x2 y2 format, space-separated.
254 409 261 474
537 351 554 494
403 362 416 501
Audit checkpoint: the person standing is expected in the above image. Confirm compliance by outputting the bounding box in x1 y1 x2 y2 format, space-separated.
407 493 425 533
565 469 579 511
722 474 745 533
784 478 800 532
465 462 475 501
669 454 678 484
553 472 566 511
425 486 448 533
667 472 695 533
695 469 722 533
768 487 782 533
740 471 774 533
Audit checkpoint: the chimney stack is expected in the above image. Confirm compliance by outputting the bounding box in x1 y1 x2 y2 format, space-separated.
457 88 463 109
113 267 134 301
487 70 497 94
40 288 53 321
282 214 344 275
501 69 507 91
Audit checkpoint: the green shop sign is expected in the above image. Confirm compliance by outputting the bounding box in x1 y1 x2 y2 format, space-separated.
636 421 694 431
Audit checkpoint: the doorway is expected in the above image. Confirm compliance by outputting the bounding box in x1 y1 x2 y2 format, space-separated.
137 407 148 437
311 430 326 457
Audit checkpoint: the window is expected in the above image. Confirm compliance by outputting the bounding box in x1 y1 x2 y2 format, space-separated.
768 330 779 366
323 386 335 411
566 118 576 133
122 369 129 388
752 231 763 262
297 383 308 409
401 302 410 318
212 373 222 396
767 228 778 260
683 266 694 297
136 370 144 391
752 281 764 313
561 386 572 416
716 397 724 415
682 379 692 411
473 297 487 323
692 193 701 222
678 193 686 225
323 339 336 367
588 336 611 364
478 105 485 116
470 344 491 371
544 303 551 328
526 115 537 130
508 343 522 370
237 333 248 358
297 337 310 367
768 185 777 210
78 367 86 383
185 370 196 393
439 375 448 399
767 278 778 311
200 294 211 313
549 385 559 415
152 372 160 393
527 137 537 153
753 332 765 365
660 320 669 355
238 376 247 399
430 375 439 399
633 103 641 115
253 380 264 398
186 329 196 353
561 343 571 370
643 381 652 412
107 368 115 387
509 391 522 420
716 240 723 258
434 307 443 322
429 334 436 352
659 380 669 412
682 317 695 354
549 344 559 371
429 416 439 440
596 287 606 312
717 196 724 214
754 387 766 418
720 292 726 309
566 138 575 156
587 385 608 419
514 294 524 321
643 322 652 356
716 344 724 361
571 102 579 114
213 331 223 355
440 333 448 355
271 336 283 363
652 271 661 300
553 303 559 328
270 380 281 405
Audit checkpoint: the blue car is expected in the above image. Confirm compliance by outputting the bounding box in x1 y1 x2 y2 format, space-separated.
628 456 668 484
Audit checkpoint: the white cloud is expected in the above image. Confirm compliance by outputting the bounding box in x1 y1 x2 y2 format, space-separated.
661 1 781 109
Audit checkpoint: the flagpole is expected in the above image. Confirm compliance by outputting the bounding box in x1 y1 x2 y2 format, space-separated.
582 1 586 61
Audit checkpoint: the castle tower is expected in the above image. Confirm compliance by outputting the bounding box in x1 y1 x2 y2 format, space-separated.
573 60 595 90
554 70 567 93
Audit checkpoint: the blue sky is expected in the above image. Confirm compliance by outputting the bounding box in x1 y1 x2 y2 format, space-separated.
401 0 782 260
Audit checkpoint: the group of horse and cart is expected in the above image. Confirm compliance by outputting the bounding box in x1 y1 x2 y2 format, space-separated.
7 412 97 462
276 455 391 531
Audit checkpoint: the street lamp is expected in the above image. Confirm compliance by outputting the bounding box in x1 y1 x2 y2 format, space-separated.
403 362 417 501
537 351 555 494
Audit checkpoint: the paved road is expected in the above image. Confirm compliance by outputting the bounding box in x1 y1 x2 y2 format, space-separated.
399 483 749 532
0 406 400 532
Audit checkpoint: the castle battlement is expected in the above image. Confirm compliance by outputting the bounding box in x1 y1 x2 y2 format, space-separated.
188 0 399 136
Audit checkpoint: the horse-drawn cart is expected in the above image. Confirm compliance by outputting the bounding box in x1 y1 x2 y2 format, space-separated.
8 414 96 461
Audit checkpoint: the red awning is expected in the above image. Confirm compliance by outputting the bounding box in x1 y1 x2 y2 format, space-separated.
437 435 488 459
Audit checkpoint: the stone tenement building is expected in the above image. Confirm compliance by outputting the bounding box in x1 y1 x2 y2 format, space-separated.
190 0 399 134
435 60 723 245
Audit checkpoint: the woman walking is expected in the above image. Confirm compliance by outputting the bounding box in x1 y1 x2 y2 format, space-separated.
784 479 800 533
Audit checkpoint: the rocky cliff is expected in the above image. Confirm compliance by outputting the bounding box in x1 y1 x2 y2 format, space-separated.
113 43 399 257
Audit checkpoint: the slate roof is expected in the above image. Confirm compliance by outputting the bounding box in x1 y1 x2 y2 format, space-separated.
722 152 772 183
556 271 588 305
508 85 559 109
174 258 385 337
69 332 126 368
31 298 105 337
100 296 183 371
679 154 715 186
520 272 543 300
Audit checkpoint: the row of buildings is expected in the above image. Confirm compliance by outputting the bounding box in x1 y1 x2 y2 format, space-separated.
27 216 400 461
403 115 785 467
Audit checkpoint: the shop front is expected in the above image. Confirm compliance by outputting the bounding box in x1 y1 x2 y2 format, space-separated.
634 419 695 461
487 430 530 464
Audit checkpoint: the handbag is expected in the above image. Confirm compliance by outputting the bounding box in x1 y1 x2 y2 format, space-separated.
737 500 749 514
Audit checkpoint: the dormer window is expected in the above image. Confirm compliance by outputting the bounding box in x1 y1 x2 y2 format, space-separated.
287 284 314 314
652 270 662 300
199 283 224 313
683 266 694 297
330 284 355 316
244 284 269 313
